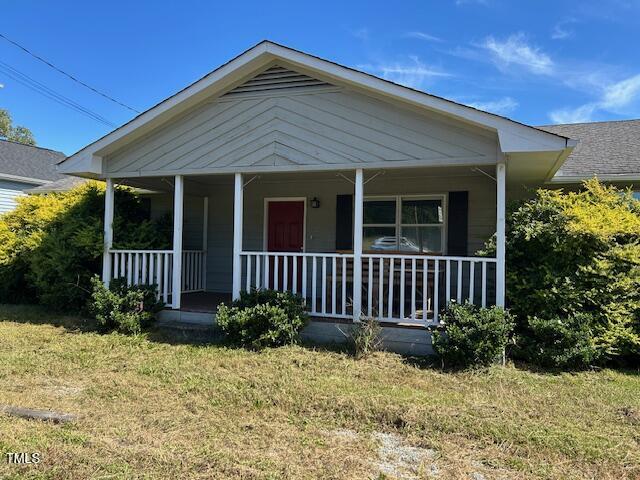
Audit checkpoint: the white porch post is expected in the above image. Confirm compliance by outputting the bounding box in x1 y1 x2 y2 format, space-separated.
202 196 209 290
232 173 243 300
496 160 506 308
172 175 184 309
102 178 115 286
352 169 364 321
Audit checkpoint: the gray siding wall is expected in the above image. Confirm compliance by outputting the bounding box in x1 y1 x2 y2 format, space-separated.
104 87 497 176
0 179 37 214
184 173 495 293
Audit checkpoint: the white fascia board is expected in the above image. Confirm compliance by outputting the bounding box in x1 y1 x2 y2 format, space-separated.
57 153 102 177
543 145 576 182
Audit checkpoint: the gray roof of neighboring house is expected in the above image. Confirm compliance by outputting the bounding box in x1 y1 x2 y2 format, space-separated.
0 139 66 183
538 119 640 181
26 175 88 194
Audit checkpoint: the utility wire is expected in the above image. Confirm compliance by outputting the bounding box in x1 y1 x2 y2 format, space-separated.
0 60 117 127
0 32 140 113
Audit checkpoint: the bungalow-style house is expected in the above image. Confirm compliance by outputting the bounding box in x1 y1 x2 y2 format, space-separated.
57 41 580 352
0 139 65 213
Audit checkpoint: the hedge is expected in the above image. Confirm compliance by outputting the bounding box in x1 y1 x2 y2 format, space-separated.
483 179 640 366
0 181 170 311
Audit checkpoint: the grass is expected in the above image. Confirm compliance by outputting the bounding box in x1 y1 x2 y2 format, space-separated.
0 305 638 479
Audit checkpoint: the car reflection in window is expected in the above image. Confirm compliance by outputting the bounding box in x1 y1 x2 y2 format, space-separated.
370 236 421 252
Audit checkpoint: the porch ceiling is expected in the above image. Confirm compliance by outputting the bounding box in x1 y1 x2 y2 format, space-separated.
116 165 505 194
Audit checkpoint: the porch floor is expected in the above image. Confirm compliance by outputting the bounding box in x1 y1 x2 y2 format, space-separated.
180 292 231 313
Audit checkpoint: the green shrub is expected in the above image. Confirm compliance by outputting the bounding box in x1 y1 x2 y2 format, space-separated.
0 182 171 312
495 180 640 365
89 276 164 334
350 316 383 359
517 313 601 369
432 302 514 369
216 289 308 349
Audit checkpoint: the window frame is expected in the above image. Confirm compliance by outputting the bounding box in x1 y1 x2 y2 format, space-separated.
363 194 448 254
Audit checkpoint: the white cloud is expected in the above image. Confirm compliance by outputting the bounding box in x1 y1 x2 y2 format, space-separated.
601 74 640 110
358 56 452 89
551 18 577 40
481 33 554 75
549 73 640 123
549 104 597 124
405 31 443 43
466 97 519 115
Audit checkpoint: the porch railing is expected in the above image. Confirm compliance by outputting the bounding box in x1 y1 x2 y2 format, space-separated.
182 250 206 293
240 251 497 325
361 254 497 324
107 249 206 302
241 252 355 319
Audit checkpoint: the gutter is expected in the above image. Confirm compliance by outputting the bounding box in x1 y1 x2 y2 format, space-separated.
0 173 53 185
547 173 640 184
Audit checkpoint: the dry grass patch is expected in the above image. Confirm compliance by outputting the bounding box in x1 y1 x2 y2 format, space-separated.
0 305 638 479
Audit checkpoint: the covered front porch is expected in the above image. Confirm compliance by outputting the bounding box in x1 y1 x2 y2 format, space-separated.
101 165 506 326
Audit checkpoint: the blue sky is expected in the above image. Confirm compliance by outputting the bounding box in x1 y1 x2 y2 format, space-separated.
1 0 639 155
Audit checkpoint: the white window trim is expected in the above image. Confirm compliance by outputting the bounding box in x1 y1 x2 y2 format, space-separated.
363 194 448 254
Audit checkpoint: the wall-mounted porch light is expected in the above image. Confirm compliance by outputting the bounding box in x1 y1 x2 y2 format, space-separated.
311 197 320 208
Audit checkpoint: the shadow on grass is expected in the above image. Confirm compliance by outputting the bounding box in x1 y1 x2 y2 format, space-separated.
146 323 225 346
0 303 99 332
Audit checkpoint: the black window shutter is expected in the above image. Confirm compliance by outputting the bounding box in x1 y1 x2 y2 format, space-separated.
335 194 353 250
447 191 468 255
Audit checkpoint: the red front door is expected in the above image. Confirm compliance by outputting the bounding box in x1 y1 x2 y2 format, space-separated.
267 201 304 290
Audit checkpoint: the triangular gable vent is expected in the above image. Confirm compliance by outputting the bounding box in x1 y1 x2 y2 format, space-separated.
223 65 332 97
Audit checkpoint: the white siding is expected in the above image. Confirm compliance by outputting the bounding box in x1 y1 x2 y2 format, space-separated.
0 180 37 214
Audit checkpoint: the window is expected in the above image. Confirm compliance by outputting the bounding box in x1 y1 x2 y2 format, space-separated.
363 195 445 253
633 191 640 201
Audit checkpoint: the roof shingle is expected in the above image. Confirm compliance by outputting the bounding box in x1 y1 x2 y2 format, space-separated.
0 139 66 182
538 119 640 179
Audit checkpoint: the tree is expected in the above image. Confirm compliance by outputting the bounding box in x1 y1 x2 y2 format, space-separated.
0 108 36 145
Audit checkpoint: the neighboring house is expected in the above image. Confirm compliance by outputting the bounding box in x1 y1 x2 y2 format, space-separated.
27 175 88 194
58 41 578 353
540 119 640 198
0 139 66 213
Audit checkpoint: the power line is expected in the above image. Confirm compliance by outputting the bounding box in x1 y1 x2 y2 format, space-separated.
0 32 140 113
0 62 116 127
0 60 117 128
0 61 116 127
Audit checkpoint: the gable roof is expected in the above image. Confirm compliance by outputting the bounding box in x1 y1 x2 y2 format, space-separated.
59 41 574 179
539 119 640 182
0 139 66 184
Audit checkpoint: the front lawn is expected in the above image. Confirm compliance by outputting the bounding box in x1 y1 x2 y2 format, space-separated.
0 305 638 479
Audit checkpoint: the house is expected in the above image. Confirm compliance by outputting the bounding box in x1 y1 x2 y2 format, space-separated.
57 41 578 353
26 175 88 194
0 139 66 213
539 119 640 197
